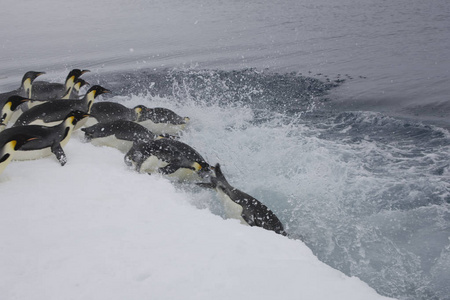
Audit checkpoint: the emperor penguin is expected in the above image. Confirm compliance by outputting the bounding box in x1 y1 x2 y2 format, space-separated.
4 110 90 165
13 85 110 130
23 77 90 112
85 102 146 127
0 71 45 107
138 107 190 135
201 163 287 236
30 69 90 100
124 139 211 182
0 96 30 126
81 120 159 153
0 133 38 176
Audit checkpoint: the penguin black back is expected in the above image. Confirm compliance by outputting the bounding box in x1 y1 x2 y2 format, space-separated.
89 102 144 124
82 120 155 142
31 69 90 99
13 85 110 127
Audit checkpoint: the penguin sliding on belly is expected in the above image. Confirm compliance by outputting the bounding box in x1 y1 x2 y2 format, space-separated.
0 133 38 176
13 85 110 130
85 102 146 127
30 69 90 100
82 120 160 153
124 139 211 182
86 102 189 135
2 110 89 165
138 107 190 135
200 163 287 236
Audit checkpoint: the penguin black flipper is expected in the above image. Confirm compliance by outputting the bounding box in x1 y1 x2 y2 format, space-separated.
51 143 67 166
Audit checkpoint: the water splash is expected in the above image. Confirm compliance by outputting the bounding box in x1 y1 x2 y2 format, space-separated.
98 68 450 300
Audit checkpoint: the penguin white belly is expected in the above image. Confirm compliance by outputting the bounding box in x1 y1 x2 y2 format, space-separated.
0 148 15 174
8 110 23 125
90 136 133 153
166 168 202 182
83 117 98 128
139 156 169 174
0 124 6 132
216 189 248 225
14 147 53 161
138 120 186 135
28 119 61 127
74 118 89 130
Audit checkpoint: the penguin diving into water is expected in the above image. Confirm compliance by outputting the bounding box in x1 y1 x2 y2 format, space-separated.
200 163 287 236
86 102 147 126
13 85 110 130
138 107 190 135
3 110 89 165
87 102 189 135
124 139 211 182
82 120 162 153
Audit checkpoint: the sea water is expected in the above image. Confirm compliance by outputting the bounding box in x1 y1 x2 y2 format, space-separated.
1 0 449 299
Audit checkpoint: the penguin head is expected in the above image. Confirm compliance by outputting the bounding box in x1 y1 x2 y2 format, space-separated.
65 69 90 86
1 96 30 123
74 78 89 91
64 110 90 126
21 71 46 85
5 96 30 111
85 85 111 99
21 71 45 97
133 105 148 121
192 161 213 178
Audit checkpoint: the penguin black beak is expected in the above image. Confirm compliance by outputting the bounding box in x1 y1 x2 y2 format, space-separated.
81 70 90 74
37 72 46 77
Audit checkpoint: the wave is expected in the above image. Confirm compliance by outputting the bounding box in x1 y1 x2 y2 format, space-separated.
91 68 449 300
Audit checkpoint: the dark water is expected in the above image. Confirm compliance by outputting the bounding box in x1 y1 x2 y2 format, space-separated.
84 68 449 300
2 0 450 299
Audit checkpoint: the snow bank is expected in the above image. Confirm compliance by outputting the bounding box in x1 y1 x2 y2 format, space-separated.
0 134 393 300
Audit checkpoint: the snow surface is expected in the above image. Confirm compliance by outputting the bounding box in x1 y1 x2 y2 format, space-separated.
0 132 394 300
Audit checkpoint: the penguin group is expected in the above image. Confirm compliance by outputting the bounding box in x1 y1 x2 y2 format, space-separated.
0 69 287 237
